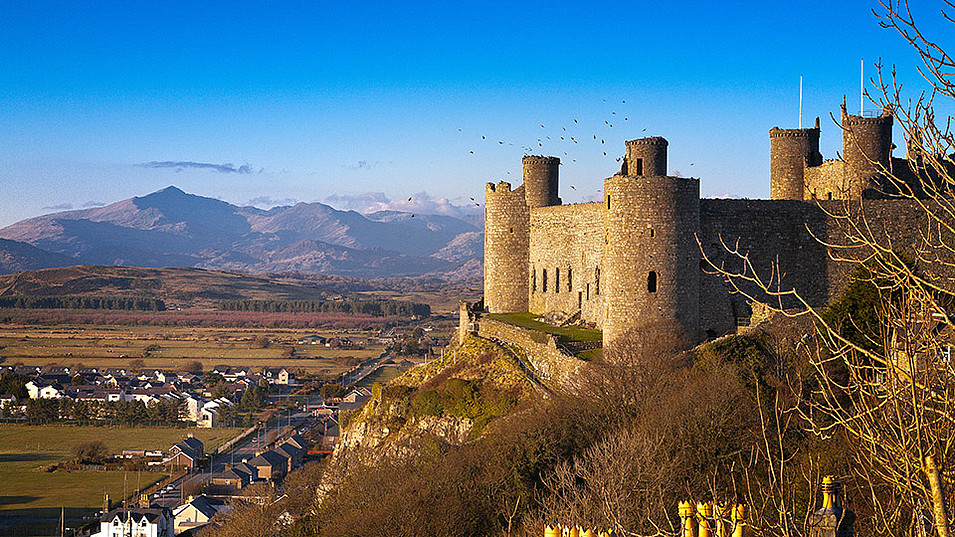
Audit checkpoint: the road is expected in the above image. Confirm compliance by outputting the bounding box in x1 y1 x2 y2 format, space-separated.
339 350 392 387
150 407 315 509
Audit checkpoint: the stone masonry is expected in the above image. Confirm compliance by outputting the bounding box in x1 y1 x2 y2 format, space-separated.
483 101 953 348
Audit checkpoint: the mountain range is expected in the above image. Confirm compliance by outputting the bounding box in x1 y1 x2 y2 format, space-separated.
0 186 484 279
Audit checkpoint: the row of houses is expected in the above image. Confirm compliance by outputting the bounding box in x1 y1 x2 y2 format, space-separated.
212 433 309 488
2 364 297 426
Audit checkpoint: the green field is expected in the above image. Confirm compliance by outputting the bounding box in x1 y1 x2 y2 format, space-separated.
0 325 386 377
0 424 242 512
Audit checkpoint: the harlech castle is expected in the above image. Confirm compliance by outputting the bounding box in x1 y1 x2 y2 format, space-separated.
481 102 946 350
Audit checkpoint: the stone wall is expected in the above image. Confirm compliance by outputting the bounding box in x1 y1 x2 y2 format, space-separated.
484 182 530 313
604 174 700 346
528 202 605 326
804 160 847 200
769 126 821 200
476 317 583 386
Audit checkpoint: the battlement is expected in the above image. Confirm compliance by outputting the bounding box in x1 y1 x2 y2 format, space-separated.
486 181 514 194
842 105 893 126
522 155 560 165
625 136 668 147
769 127 820 138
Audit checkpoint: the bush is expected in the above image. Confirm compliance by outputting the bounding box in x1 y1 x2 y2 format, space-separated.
72 440 109 464
411 389 443 417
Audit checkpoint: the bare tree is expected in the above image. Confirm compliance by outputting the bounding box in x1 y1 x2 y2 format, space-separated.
702 3 955 536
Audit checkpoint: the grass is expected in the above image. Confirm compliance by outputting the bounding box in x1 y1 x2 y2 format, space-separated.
0 325 386 376
0 424 242 511
486 312 603 343
356 363 411 389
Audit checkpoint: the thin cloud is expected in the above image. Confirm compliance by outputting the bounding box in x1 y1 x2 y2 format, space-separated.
324 192 481 218
42 203 73 211
138 161 254 174
246 196 298 208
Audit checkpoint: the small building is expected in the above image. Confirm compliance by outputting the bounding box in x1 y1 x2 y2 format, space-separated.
248 450 288 481
172 495 230 534
165 436 204 471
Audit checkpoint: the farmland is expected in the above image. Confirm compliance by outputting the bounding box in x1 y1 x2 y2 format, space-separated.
0 324 387 377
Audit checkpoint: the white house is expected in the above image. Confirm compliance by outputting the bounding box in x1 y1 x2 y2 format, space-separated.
92 505 174 537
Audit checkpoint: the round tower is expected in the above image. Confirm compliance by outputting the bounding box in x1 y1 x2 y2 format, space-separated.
522 155 560 208
769 122 821 200
624 137 668 176
602 168 700 350
841 103 893 197
484 181 530 313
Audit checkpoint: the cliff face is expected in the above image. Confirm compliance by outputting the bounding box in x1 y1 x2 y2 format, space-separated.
334 335 535 458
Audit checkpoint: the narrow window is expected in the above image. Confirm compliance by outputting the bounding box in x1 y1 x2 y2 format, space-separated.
649 228 654 238
567 267 572 291
636 158 644 176
531 269 536 292
586 283 590 300
542 269 548 292
606 195 611 210
554 268 560 293
509 227 513 233
827 192 833 200
647 271 657 293
578 291 583 309
594 267 600 295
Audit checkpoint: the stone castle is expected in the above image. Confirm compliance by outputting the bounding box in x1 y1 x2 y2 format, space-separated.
483 102 942 348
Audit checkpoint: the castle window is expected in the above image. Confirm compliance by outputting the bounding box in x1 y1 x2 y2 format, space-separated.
636 158 644 176
567 267 572 291
649 227 654 238
594 267 600 295
586 283 590 300
827 192 833 200
554 268 560 293
531 268 537 292
509 227 513 233
647 271 657 293
542 269 547 292
606 195 611 210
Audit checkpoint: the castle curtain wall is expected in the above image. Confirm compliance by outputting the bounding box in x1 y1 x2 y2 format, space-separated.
528 202 605 325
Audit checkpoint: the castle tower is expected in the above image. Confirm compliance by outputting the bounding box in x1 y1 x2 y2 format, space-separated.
603 139 700 349
841 103 893 197
624 136 668 176
522 155 560 208
769 118 822 200
484 181 530 313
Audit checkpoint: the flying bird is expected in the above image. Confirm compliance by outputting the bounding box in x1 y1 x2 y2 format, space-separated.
574 119 578 124
570 185 576 190
408 196 412 201
482 136 485 139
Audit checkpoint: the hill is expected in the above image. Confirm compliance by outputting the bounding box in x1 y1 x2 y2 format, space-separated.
0 266 333 307
0 186 483 278
0 239 77 273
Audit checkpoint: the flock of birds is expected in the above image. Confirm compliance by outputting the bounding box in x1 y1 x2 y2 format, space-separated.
454 98 661 205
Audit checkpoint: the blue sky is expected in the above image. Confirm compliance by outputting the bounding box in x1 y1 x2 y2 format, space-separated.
1 0 952 227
